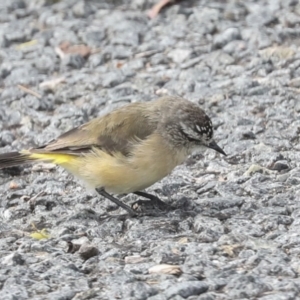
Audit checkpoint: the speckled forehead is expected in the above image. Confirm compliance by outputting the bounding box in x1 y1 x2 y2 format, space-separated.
194 116 213 139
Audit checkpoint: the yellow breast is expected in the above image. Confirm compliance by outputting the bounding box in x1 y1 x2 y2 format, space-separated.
68 133 188 194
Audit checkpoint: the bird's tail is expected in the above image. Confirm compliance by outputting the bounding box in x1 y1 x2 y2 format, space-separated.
0 150 79 170
0 151 36 169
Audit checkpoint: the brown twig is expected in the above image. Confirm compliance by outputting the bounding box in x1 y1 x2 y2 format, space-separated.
147 0 172 19
17 84 41 99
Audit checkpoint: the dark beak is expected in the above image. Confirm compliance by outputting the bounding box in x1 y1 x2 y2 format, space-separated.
207 140 227 156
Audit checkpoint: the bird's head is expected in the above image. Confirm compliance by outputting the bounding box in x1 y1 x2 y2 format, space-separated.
163 102 226 156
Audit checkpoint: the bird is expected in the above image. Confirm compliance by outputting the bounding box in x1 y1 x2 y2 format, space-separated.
0 96 226 216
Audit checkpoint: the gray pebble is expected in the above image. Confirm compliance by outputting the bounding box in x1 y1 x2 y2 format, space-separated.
168 49 191 64
165 281 208 299
112 47 133 60
225 275 271 298
62 54 86 69
82 30 106 47
0 34 9 47
45 287 76 300
246 9 277 27
0 277 28 299
0 131 15 146
78 243 99 260
72 1 94 18
102 71 125 88
213 27 241 49
148 294 167 300
1 252 24 266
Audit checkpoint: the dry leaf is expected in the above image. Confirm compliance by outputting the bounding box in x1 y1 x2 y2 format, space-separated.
125 255 147 264
178 237 188 244
218 175 227 182
56 41 91 59
155 88 169 95
9 181 18 189
171 248 181 255
39 77 66 91
17 84 41 99
259 46 295 61
149 264 182 275
16 40 38 50
30 229 50 240
148 0 173 19
221 244 243 257
244 164 273 176
116 61 124 68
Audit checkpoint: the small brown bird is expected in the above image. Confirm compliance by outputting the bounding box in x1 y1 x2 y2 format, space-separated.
0 96 226 216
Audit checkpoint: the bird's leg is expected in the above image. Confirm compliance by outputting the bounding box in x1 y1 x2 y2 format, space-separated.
132 191 173 212
95 187 138 216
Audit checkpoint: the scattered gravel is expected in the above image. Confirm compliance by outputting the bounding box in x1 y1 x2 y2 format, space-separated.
1 0 300 299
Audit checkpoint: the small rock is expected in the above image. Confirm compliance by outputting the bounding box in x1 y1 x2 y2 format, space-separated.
73 288 100 300
223 40 246 55
150 53 170 65
165 281 208 299
1 252 24 266
193 215 224 234
241 131 256 140
148 294 167 300
269 161 290 171
127 282 158 300
289 77 300 88
7 111 21 127
62 54 86 69
213 27 241 48
198 293 221 300
7 0 26 11
5 31 26 44
78 243 99 260
180 57 202 69
0 34 9 47
112 46 132 59
0 131 15 146
83 30 106 47
88 54 105 68
123 59 144 71
246 10 277 26
73 1 94 18
34 55 56 73
112 31 140 47
226 275 271 298
167 49 191 64
45 287 76 300
102 72 125 88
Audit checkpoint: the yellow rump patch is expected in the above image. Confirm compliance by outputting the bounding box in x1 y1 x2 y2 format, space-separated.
21 150 77 165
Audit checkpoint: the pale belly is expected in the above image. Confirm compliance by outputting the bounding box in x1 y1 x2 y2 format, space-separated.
68 142 189 195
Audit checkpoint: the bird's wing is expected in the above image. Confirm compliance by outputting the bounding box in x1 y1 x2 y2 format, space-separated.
32 103 157 157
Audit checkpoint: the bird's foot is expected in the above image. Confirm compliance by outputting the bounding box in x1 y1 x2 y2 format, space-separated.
131 199 174 213
132 191 175 213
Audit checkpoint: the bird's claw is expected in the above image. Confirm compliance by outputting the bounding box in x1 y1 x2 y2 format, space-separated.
131 199 174 213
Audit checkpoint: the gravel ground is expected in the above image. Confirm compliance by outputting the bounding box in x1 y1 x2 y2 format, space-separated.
1 0 300 299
